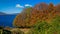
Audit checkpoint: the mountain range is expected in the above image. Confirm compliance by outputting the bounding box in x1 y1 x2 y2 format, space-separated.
0 12 19 15
0 12 6 15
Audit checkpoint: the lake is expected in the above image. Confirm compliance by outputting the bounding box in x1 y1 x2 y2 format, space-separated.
0 15 16 27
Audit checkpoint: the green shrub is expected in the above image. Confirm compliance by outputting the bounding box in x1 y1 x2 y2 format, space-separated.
0 29 3 34
27 16 60 34
2 30 11 34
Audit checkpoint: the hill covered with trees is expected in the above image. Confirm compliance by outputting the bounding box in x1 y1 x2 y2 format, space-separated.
13 3 60 28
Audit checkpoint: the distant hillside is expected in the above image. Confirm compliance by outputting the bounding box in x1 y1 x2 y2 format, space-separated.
10 13 19 15
0 12 19 15
0 12 6 15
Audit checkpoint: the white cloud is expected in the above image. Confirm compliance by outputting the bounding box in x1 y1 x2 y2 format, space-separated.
16 4 32 8
16 4 24 8
25 4 32 7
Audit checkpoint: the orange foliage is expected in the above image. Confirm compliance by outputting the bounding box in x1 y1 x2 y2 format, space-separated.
13 3 60 27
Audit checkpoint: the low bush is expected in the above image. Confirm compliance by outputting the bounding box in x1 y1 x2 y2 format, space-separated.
27 16 60 34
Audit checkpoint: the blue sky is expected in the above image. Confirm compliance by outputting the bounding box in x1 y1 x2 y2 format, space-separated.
0 0 60 14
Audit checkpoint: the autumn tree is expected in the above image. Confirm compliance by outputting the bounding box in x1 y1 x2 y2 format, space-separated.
13 7 32 28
